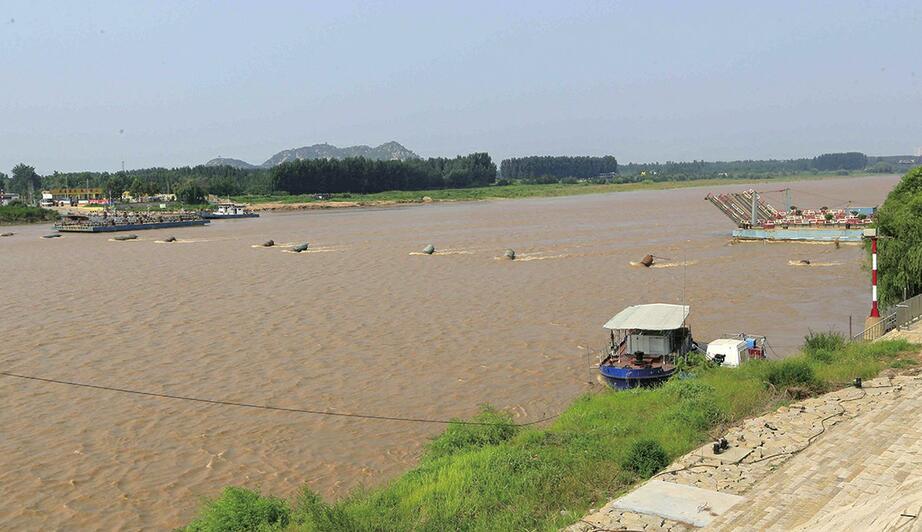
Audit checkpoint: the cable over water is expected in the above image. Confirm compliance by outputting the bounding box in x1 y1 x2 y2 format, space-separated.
0 371 557 427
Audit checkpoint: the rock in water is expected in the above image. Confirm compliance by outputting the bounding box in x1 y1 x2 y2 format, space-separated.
640 254 655 267
422 244 435 255
113 234 138 241
42 234 61 239
262 240 274 247
0 232 13 237
504 249 516 260
163 236 177 242
292 242 310 253
799 259 811 265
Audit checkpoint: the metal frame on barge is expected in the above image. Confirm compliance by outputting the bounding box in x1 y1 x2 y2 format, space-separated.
706 188 874 243
53 212 209 233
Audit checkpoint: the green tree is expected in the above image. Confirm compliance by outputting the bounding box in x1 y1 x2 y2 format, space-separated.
175 181 206 204
10 163 42 203
0 171 9 192
875 166 922 305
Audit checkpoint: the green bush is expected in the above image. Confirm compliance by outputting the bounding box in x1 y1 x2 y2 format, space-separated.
291 488 356 531
423 405 518 461
621 439 670 477
185 487 290 532
804 331 846 363
804 331 846 352
765 359 818 389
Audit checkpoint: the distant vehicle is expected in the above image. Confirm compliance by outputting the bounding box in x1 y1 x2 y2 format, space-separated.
201 203 259 219
705 334 766 367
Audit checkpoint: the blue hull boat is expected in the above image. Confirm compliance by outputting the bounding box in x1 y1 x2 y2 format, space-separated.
599 364 676 390
598 304 693 391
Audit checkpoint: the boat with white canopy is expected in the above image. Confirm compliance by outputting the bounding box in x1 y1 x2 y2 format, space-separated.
598 303 695 390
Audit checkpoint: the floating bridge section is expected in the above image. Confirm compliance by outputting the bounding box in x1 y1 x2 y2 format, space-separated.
705 190 779 227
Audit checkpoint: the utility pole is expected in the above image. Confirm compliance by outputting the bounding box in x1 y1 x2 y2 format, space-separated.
864 228 881 339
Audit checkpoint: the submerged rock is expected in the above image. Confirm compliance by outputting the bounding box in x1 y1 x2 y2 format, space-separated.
113 234 138 241
292 242 310 253
799 259 811 265
422 244 436 255
163 236 177 242
262 239 274 247
42 234 61 239
504 249 516 260
0 232 13 237
640 254 654 267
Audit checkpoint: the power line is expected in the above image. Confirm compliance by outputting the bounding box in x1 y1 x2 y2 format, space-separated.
0 371 557 427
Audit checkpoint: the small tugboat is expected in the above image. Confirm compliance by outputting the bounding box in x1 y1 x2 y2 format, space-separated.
599 304 694 390
201 203 259 219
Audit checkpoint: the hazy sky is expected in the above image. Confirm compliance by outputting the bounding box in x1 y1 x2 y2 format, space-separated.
2 1 920 174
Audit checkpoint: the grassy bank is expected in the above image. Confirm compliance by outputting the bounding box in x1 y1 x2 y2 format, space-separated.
232 172 873 207
0 203 59 224
184 334 917 531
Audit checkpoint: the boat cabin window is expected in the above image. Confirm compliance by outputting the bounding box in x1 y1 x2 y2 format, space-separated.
627 331 671 357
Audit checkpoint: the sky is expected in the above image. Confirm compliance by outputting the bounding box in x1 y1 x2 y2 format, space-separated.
1 0 921 174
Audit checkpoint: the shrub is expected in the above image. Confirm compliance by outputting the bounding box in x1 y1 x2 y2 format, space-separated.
765 359 818 389
291 487 356 531
423 405 518 461
185 487 290 532
804 331 846 363
621 439 669 477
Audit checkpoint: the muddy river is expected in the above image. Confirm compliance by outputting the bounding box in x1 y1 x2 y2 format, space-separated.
0 174 898 529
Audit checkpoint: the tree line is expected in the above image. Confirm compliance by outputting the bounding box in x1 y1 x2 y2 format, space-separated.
500 156 618 181
272 153 496 195
0 153 496 201
0 151 886 203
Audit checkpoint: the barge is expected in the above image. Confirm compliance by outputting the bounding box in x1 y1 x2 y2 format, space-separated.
706 189 874 243
54 212 208 233
599 304 694 390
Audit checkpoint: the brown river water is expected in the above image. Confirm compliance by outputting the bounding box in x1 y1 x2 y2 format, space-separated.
0 174 898 529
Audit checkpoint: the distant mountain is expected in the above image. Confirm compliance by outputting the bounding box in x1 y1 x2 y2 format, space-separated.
203 157 258 170
205 141 419 169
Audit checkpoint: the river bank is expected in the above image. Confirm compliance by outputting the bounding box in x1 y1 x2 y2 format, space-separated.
571 324 922 531
0 204 58 225
234 172 874 212
183 336 919 530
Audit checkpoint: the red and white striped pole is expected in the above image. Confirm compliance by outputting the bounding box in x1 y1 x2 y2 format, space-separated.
870 235 880 318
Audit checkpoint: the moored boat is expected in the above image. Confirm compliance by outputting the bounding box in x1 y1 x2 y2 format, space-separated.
705 333 767 367
201 203 259 219
598 304 694 390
